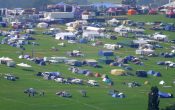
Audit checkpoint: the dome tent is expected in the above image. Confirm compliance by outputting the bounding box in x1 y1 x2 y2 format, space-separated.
111 69 126 76
37 22 48 28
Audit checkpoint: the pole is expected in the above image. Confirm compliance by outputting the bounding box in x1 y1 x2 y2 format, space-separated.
32 44 34 58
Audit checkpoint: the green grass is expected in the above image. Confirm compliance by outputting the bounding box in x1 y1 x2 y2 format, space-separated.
0 15 175 110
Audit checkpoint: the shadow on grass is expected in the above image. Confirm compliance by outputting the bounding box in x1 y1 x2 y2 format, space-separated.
22 69 34 72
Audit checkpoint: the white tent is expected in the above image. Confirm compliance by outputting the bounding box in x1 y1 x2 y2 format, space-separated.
114 25 130 33
17 63 32 68
136 49 155 55
104 44 120 50
107 18 120 25
49 28 60 33
133 39 148 45
0 57 13 64
55 32 75 40
0 57 13 61
159 80 165 85
153 34 168 42
65 27 76 32
7 61 16 67
83 31 104 38
85 26 105 32
26 29 35 34
37 22 48 28
139 44 154 50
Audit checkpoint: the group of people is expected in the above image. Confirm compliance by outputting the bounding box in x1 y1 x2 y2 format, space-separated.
28 90 45 97
25 88 45 97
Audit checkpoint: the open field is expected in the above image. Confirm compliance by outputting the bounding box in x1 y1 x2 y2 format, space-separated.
0 15 175 110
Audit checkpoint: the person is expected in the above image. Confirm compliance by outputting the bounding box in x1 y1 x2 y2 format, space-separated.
166 65 168 70
28 92 31 97
81 90 87 97
39 90 45 96
42 91 45 96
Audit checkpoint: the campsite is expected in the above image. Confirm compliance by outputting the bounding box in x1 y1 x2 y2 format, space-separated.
0 1 175 110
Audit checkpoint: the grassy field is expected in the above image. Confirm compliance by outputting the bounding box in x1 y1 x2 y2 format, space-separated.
0 15 175 110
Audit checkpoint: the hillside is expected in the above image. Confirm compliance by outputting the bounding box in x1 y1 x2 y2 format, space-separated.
0 0 170 8
0 0 120 8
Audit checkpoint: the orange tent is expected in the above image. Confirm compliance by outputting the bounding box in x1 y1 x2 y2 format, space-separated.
127 9 137 15
95 73 101 77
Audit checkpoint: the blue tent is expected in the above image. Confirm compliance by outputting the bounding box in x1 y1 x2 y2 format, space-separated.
104 78 112 84
157 61 165 65
98 50 114 56
164 25 174 31
39 61 46 66
136 70 147 77
125 56 135 61
124 66 132 71
0 22 7 27
79 38 88 44
49 72 61 77
112 93 125 98
24 55 30 59
74 61 83 67
158 91 173 98
147 70 155 75
153 72 161 77
77 69 89 74
98 58 114 64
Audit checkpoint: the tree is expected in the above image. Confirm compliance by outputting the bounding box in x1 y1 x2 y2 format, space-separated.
161 104 175 110
122 0 137 7
148 86 160 110
32 0 51 10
